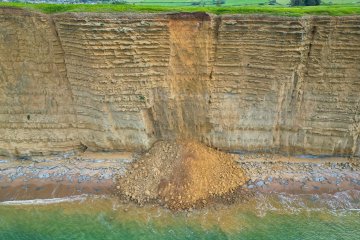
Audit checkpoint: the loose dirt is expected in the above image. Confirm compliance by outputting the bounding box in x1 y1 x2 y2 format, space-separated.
114 140 249 210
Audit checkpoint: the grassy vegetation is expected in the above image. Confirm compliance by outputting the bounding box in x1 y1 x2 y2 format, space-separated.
124 0 360 6
0 2 360 16
124 0 269 5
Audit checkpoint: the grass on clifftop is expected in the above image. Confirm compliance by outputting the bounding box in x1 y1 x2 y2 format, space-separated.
0 3 360 16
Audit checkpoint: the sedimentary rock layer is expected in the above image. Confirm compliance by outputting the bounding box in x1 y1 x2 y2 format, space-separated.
0 8 79 156
0 8 359 157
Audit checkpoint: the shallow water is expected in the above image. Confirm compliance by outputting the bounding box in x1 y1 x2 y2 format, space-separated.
0 191 359 240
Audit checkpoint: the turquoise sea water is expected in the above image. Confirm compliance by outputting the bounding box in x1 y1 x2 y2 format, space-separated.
0 191 359 240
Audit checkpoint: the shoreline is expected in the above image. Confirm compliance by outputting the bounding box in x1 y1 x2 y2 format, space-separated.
0 152 359 203
0 152 131 201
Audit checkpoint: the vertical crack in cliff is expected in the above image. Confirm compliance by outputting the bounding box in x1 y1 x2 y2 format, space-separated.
50 16 75 104
210 15 222 82
49 15 82 150
306 25 317 74
287 18 317 145
272 18 317 153
350 101 360 156
272 83 286 150
291 18 316 111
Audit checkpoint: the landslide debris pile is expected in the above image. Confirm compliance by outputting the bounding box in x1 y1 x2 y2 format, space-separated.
115 140 248 210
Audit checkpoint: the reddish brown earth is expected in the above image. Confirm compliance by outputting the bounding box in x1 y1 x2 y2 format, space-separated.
115 140 249 210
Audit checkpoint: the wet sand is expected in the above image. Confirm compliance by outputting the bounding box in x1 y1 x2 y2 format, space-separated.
0 152 359 202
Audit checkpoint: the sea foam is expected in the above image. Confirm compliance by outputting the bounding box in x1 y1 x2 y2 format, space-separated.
0 194 90 206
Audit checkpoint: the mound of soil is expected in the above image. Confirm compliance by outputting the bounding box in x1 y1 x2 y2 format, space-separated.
115 140 249 210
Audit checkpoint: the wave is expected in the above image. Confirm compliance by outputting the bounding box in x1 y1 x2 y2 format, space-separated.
255 190 360 217
0 194 91 206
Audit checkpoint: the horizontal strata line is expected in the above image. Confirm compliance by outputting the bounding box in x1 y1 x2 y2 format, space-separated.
219 30 305 35
73 95 147 103
0 125 78 130
64 53 169 59
69 80 153 87
59 37 170 44
63 40 170 45
66 61 169 68
213 69 294 74
220 24 304 28
0 114 77 119
308 118 354 124
63 44 170 50
211 75 277 81
216 45 302 51
61 23 170 28
59 33 170 40
216 39 302 46
210 127 274 132
62 48 170 55
56 20 168 26
67 71 164 79
73 99 147 107
308 115 353 121
60 36 170 43
57 22 164 26
278 127 350 135
58 30 170 38
222 18 359 23
61 28 170 34
213 73 279 80
210 88 273 94
305 76 360 81
63 52 170 61
223 25 360 30
0 119 77 124
63 49 170 55
58 29 169 35
65 61 165 68
67 63 168 69
215 54 301 60
57 23 168 27
219 36 303 41
220 19 301 24
215 57 301 62
75 125 143 132
210 86 276 94
67 73 165 80
216 46 303 52
0 138 77 143
64 59 169 66
67 71 165 79
221 22 303 27
303 97 359 103
71 89 148 98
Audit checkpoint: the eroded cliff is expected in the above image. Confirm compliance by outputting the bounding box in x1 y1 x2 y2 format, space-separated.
0 8 359 157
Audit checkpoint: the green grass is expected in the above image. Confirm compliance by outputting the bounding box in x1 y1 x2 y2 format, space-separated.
0 2 360 16
108 0 360 6
124 0 269 5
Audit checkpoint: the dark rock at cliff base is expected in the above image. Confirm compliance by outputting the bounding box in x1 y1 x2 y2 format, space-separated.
115 140 249 210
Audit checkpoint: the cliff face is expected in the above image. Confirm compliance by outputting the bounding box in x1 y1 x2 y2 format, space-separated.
0 8 359 157
0 9 79 156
